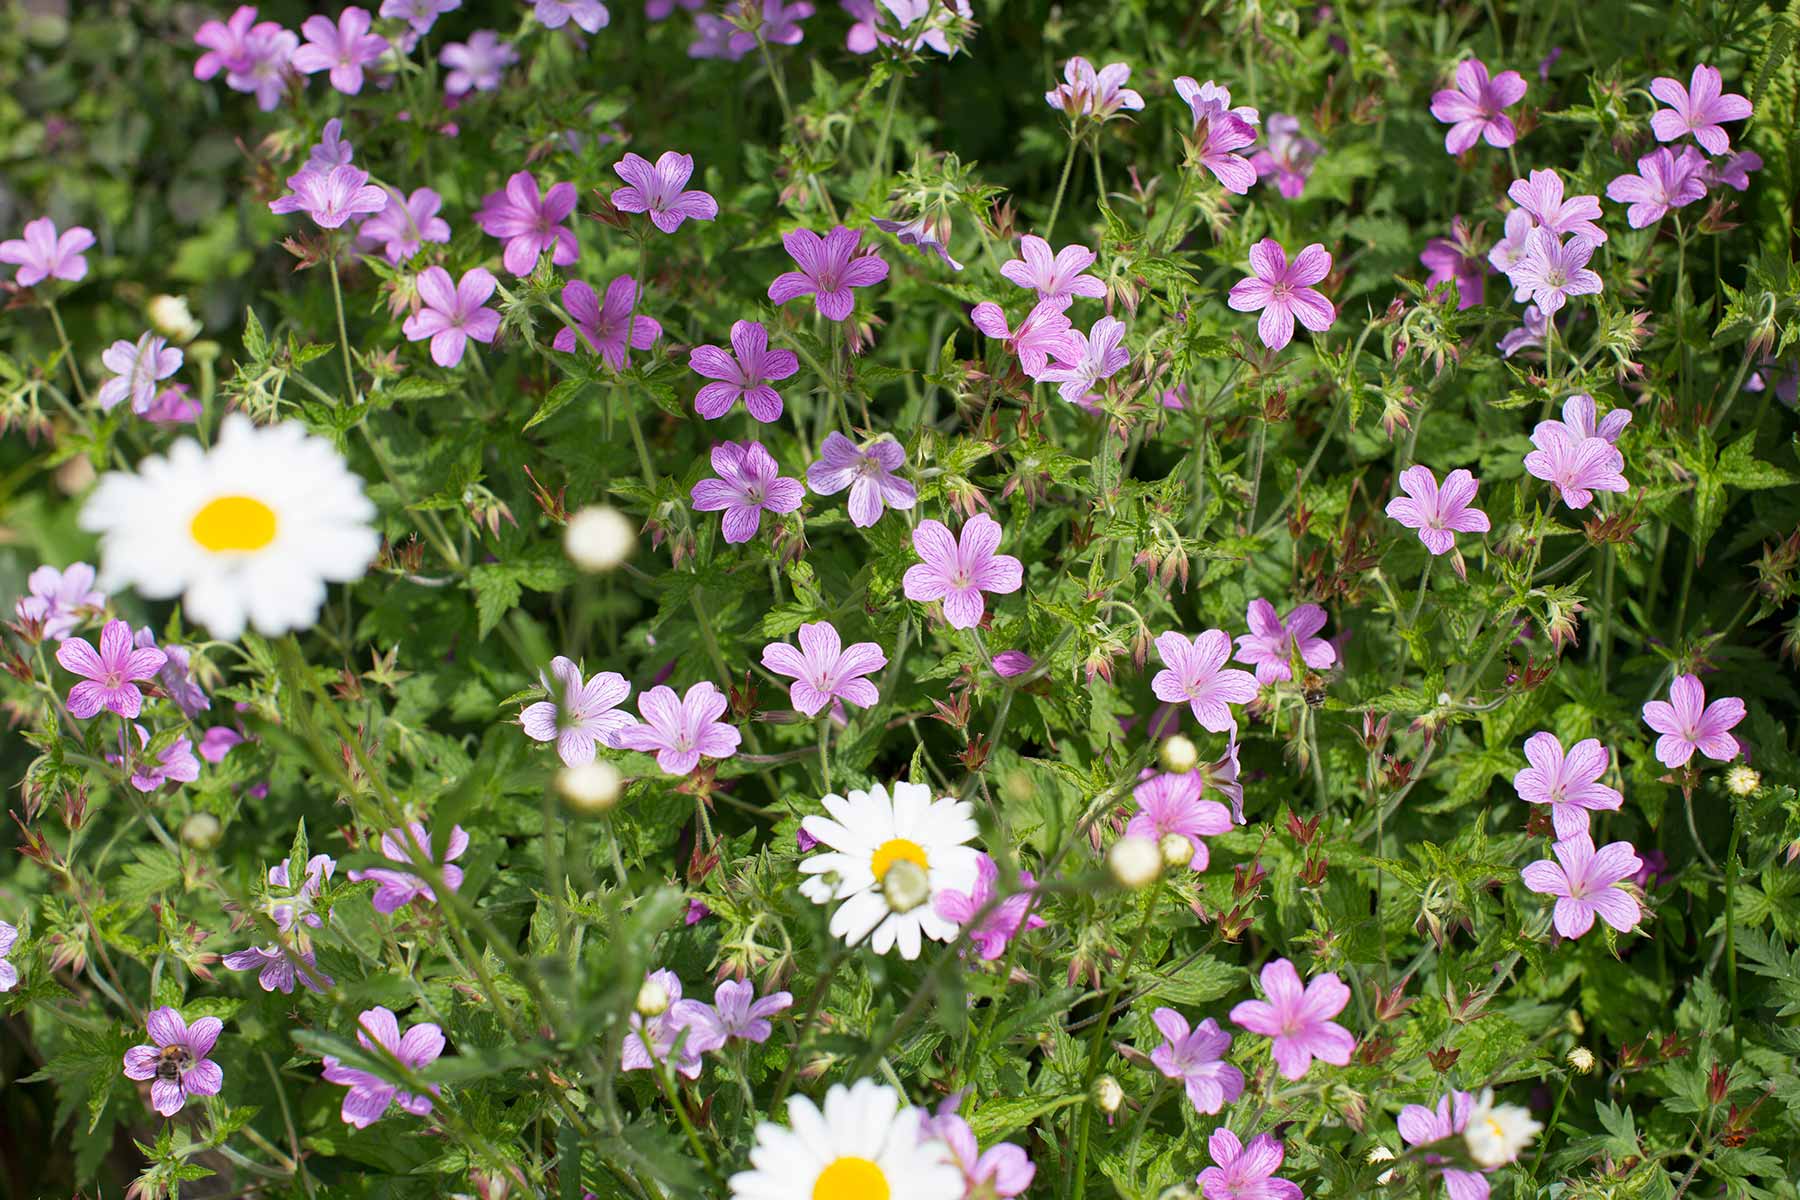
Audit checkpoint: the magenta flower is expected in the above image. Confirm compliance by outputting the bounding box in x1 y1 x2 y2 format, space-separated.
1642 674 1745 768
199 727 244 764
1524 425 1628 510
1151 630 1259 734
120 725 201 793
1703 150 1763 192
123 1008 224 1117
998 236 1107 304
1419 217 1488 310
1228 239 1335 351
520 657 633 766
611 151 718 234
767 226 889 321
291 7 387 95
1508 169 1607 244
1197 1129 1301 1200
932 852 1045 960
193 5 259 79
1606 147 1708 229
690 320 797 421
617 682 742 774
1512 732 1623 840
1498 304 1548 359
1235 599 1336 685
228 21 298 112
223 943 332 994
553 276 662 370
347 822 468 914
1127 771 1232 870
97 332 182 414
1430 58 1527 154
269 164 388 230
1250 113 1322 199
534 0 610 31
1046 57 1144 121
18 562 104 641
321 1007 445 1128
357 188 451 264
403 267 500 368
670 978 793 1047
728 0 812 52
902 514 1024 630
806 432 916 527
1539 392 1630 444
1174 77 1260 193
1521 834 1643 938
1040 316 1130 405
761 621 885 717
1229 958 1355 1080
991 650 1035 678
1507 230 1602 318
0 921 19 993
1651 64 1752 155
971 298 1083 378
621 969 722 1079
1386 466 1491 555
440 30 517 95
921 1106 1036 1199
0 217 95 287
689 441 804 545
646 0 704 20
1148 1008 1244 1115
475 171 579 276
144 386 201 427
55 619 165 719
1398 1093 1489 1200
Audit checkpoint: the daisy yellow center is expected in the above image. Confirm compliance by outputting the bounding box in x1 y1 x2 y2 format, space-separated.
870 837 929 881
191 495 277 553
813 1157 889 1200
1480 1116 1506 1141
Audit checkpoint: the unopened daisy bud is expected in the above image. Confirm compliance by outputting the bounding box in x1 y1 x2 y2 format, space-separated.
1158 832 1194 869
1107 835 1161 889
1464 1088 1542 1168
880 858 931 913
1159 734 1199 774
1091 1074 1124 1114
1725 765 1760 796
148 294 203 342
564 505 635 572
557 762 623 814
1367 1144 1396 1184
180 812 223 851
1567 1046 1596 1074
635 976 671 1017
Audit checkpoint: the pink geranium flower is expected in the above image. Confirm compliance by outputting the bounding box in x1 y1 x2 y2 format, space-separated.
1229 958 1355 1080
1197 1129 1303 1200
1703 150 1762 192
1127 771 1232 871
806 432 915 527
193 5 259 79
227 20 298 112
0 217 95 287
357 187 451 264
18 562 105 641
306 119 354 172
671 978 793 1047
1524 425 1628 510
1650 64 1752 155
291 7 388 95
690 320 797 421
222 942 332 994
347 822 468 914
1606 148 1707 229
902 514 1024 629
269 164 388 230
1148 1008 1244 1115
403 267 500 368
55 618 166 719
123 1008 224 1117
1228 239 1335 351
553 277 661 369
971 298 1082 378
1497 304 1549 358
1508 169 1607 243
728 0 812 52
767 226 889 321
1512 732 1623 839
611 151 718 234
1173 77 1260 193
616 682 742 775
475 171 580 276
1046 57 1144 121
1040 316 1130 405
689 441 805 544
1508 230 1602 318
440 30 517 95
1250 113 1322 199
321 1007 445 1128
97 332 182 414
1521 834 1642 938
872 211 963 271
119 724 201 793
1151 630 1259 734
1398 1092 1489 1200
920 1103 1036 1200
932 852 1045 960
520 657 633 766
1538 393 1630 444
1385 466 1490 556
1430 58 1526 154
997 236 1107 305
534 0 610 32
1420 216 1487 310
382 0 459 36
1235 600 1335 684
1641 674 1745 768
761 620 885 716
621 969 721 1078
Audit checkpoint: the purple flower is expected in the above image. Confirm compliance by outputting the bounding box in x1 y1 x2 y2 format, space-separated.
1228 239 1335 351
291 7 387 95
646 0 703 19
611 151 718 234
1198 1128 1302 1200
843 0 965 56
357 188 451 264
1430 58 1526 155
347 821 468 914
670 978 793 1047
1202 740 1245 824
222 943 332 994
1512 732 1623 840
1386 466 1490 555
321 1007 445 1128
267 853 336 932
616 682 742 774
992 650 1035 678
199 727 244 764
0 921 19 992
475 171 580 276
728 0 812 52
123 1008 224 1117
998 235 1107 305
1250 113 1322 199
762 621 885 717
1650 64 1752 155
1521 834 1642 938
767 226 889 321
932 852 1045 959
1642 674 1745 768
1229 958 1355 1079
1508 169 1607 244
689 441 805 545
520 657 633 766
1539 392 1630 444
806 432 916 527
902 514 1024 630
1127 772 1232 870
1498 304 1548 358
1398 1093 1488 1200
1174 77 1260 193
1507 229 1601 318
1151 630 1259 734
194 6 259 79
689 12 750 59
872 211 963 271
971 299 1082 378
534 0 610 31
1419 216 1487 309
307 119 355 172
269 164 388 230
17 562 104 641
403 267 500 368
621 969 722 1078
440 30 516 95
1040 316 1130 405
920 1104 1036 1199
684 898 711 924
55 619 166 719
226 20 298 112
690 320 797 421
0 217 95 287
1148 1008 1244 1115
118 724 201 793
1488 208 1533 293
553 277 662 369
382 0 460 33
1606 147 1707 229
1702 150 1762 192
1046 57 1144 120
1235 599 1335 684
97 332 182 414
1524 425 1628 510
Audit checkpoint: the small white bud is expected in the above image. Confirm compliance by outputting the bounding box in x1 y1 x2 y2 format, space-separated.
1091 1074 1124 1114
557 762 623 814
881 859 931 913
1158 832 1194 868
1159 734 1199 774
635 977 670 1017
1725 765 1760 796
564 505 635 572
181 812 223 850
1107 836 1161 889
148 294 202 342
1566 1046 1596 1074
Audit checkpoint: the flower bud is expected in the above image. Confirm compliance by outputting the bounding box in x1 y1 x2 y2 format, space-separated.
1107 835 1161 889
1159 734 1199 774
564 505 635 572
557 762 623 814
1158 832 1194 869
1566 1046 1595 1074
148 294 202 342
635 977 670 1017
881 858 931 913
1725 765 1760 796
180 812 223 851
1090 1074 1124 1114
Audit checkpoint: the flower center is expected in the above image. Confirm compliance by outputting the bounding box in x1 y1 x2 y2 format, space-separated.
813 1157 889 1200
869 837 929 881
191 495 278 553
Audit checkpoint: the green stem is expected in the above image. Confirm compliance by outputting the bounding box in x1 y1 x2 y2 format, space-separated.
44 298 89 406
328 258 356 405
1724 802 1742 1059
1045 139 1079 237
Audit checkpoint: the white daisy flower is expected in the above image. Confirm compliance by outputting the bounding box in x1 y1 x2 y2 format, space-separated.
79 415 378 640
728 1079 964 1200
1463 1088 1543 1167
798 780 980 960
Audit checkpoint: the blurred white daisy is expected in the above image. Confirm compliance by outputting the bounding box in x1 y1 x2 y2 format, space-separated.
1464 1088 1542 1167
798 780 980 960
80 415 378 639
728 1079 964 1200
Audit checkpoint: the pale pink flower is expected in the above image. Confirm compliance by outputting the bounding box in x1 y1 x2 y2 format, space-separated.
193 6 259 79
689 11 749 59
1228 239 1335 351
1512 732 1623 840
767 226 889 321
16 562 104 642
997 235 1107 304
1419 216 1487 310
616 682 742 775
55 618 166 719
534 0 610 32
919 1103 1036 1199
1398 1092 1489 1200
1127 771 1231 870
520 657 633 766
1228 958 1355 1080
269 164 388 229
1235 600 1335 684
1046 57 1144 120
1039 316 1130 405
689 441 804 544
1650 64 1752 155
1430 58 1526 154
1507 229 1601 318
357 188 451 264
871 211 962 271
622 970 722 1078
1488 208 1534 289
306 119 354 172
1538 392 1630 444
1174 77 1260 193
320 1007 445 1127
227 21 298 112
762 621 885 717
1497 304 1549 358
1606 147 1708 229
727 0 812 52
1702 150 1762 192
1148 1008 1244 1115
223 943 331 994
1508 168 1607 243
670 978 792 1047
806 432 915 527
931 853 1045 960
970 298 1082 378
1197 1129 1303 1200
347 822 467 914
0 217 95 287
1521 834 1642 938
1250 113 1322 199
120 724 201 793
690 320 797 421
403 267 500 368
440 30 517 95
1641 674 1745 768
123 1008 224 1117
474 171 579 276
611 151 719 234
1523 425 1628 510
1386 466 1490 555
1152 630 1259 734
97 332 183 413
902 514 1024 630
553 276 661 369
290 7 388 95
